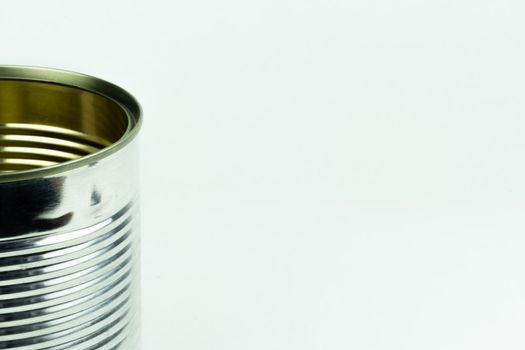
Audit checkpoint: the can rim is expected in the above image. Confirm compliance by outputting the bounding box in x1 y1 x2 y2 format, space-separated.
0 66 142 184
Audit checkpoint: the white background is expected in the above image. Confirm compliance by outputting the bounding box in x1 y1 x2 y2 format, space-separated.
2 1 525 349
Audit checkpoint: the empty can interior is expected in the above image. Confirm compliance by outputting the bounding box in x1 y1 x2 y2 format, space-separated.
0 67 141 183
0 80 130 172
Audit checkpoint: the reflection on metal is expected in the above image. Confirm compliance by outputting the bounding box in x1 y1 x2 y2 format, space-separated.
0 66 142 349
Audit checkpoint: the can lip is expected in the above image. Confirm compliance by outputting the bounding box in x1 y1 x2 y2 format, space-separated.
0 65 142 184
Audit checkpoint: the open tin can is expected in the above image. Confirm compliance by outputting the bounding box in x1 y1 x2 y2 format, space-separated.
0 66 142 349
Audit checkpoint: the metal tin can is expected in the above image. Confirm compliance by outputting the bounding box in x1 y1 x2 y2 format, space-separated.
0 66 142 349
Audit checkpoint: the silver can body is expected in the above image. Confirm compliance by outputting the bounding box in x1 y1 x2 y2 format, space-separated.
0 67 142 349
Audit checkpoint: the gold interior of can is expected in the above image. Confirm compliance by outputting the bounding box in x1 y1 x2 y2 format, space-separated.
0 80 129 173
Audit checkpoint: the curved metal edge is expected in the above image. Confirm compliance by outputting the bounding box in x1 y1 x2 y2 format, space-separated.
0 65 143 184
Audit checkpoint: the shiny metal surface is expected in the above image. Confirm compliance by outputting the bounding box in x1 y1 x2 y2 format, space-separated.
0 67 142 349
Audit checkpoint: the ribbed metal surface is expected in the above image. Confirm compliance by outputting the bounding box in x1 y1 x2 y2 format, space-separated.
0 203 139 349
0 66 142 349
0 124 111 173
